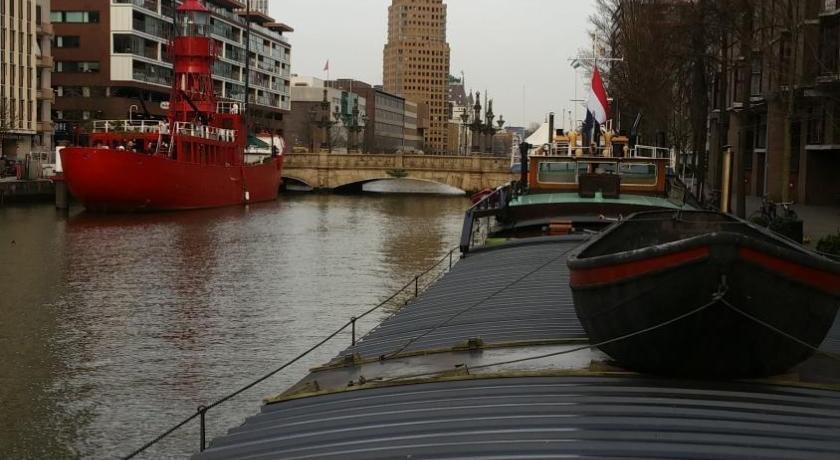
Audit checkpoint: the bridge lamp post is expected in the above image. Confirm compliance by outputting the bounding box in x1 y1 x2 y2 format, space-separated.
308 89 337 153
482 100 497 155
496 115 506 156
459 110 470 156
469 91 483 154
341 101 365 153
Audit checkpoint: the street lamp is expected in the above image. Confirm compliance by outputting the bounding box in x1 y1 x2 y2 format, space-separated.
341 100 365 153
459 110 470 156
307 88 338 152
469 91 483 154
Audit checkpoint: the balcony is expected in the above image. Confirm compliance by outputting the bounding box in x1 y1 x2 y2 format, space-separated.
36 22 54 37
36 121 55 133
37 88 55 102
37 55 54 68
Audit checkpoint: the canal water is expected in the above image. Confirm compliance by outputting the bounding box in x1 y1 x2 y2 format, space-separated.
0 191 470 459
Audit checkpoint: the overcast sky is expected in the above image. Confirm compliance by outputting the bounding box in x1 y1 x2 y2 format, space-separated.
270 0 597 129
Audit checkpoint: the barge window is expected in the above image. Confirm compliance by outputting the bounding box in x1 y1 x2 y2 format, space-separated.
538 161 581 184
618 163 657 185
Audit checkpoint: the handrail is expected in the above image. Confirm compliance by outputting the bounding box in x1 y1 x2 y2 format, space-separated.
91 120 165 134
460 184 514 254
122 247 460 459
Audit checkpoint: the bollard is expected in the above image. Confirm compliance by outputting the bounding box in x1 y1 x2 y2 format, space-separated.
415 276 419 297
449 250 453 270
198 405 208 452
55 180 68 210
351 316 357 346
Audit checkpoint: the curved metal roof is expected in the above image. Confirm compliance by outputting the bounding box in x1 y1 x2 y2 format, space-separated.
197 236 840 459
195 376 840 459
340 237 589 359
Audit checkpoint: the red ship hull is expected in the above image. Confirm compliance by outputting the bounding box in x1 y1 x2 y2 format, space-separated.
60 147 283 212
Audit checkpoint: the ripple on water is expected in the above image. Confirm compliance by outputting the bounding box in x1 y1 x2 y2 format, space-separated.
0 193 469 458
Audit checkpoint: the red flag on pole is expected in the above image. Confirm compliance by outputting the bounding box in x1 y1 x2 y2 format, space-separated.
585 67 610 124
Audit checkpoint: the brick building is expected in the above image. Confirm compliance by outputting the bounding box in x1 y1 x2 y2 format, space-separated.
711 0 840 206
383 0 450 154
50 0 292 143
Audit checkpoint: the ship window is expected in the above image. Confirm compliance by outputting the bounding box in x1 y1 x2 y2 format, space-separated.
618 163 657 185
537 161 580 184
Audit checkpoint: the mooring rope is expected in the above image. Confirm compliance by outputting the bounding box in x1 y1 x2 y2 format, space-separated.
382 286 727 383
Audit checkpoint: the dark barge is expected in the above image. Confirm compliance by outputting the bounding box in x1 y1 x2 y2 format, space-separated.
568 210 840 377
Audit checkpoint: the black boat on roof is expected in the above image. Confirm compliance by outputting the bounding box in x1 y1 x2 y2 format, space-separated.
567 210 840 377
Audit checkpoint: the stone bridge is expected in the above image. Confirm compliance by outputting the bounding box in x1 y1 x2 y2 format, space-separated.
281 152 515 193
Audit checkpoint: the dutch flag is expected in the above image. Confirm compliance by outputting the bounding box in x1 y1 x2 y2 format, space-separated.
586 67 610 125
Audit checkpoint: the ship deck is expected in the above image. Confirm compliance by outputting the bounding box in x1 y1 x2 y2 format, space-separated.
196 236 840 459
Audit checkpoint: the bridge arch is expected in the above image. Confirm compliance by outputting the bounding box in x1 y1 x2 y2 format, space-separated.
332 177 467 194
281 175 315 191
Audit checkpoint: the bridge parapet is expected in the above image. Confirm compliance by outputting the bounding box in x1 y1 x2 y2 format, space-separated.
282 152 513 193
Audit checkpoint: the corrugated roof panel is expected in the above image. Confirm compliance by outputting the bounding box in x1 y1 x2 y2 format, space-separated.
195 376 840 460
342 238 588 358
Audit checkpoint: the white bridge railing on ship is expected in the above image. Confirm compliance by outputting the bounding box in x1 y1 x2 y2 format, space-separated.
174 121 236 143
91 120 167 134
632 145 671 159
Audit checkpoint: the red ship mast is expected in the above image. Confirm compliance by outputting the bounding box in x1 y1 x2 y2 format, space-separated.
169 0 217 125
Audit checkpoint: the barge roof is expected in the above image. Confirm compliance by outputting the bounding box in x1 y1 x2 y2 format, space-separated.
196 237 840 459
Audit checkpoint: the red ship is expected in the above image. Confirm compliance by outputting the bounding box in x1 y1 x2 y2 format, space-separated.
59 0 283 212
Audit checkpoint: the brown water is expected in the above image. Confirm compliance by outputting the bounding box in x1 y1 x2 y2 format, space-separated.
0 193 469 459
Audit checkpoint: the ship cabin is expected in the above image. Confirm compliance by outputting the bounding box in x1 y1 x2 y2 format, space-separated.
460 131 693 252
526 132 672 198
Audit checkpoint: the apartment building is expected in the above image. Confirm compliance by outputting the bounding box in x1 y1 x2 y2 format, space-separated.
711 0 840 205
1 0 53 161
50 0 292 143
383 0 450 154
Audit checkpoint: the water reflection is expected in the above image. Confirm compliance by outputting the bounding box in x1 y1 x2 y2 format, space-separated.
0 193 468 458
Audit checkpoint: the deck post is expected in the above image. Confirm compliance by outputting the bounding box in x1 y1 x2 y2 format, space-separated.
198 405 208 451
351 316 356 346
415 276 419 297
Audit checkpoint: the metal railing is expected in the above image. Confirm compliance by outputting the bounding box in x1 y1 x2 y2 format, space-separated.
122 247 460 459
173 122 235 143
632 145 671 159
460 184 514 254
92 120 166 134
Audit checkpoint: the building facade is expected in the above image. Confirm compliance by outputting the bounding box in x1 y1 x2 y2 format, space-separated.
329 78 428 153
383 0 450 154
50 0 292 143
1 0 53 163
287 76 367 152
709 0 840 206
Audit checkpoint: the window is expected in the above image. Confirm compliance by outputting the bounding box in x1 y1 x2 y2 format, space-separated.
750 53 762 96
537 161 582 184
54 61 100 73
54 36 81 48
51 11 100 23
618 163 658 186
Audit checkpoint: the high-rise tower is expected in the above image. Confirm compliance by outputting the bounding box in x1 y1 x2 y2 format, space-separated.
383 0 450 154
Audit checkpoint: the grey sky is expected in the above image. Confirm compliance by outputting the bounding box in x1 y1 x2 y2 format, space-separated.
270 0 597 128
